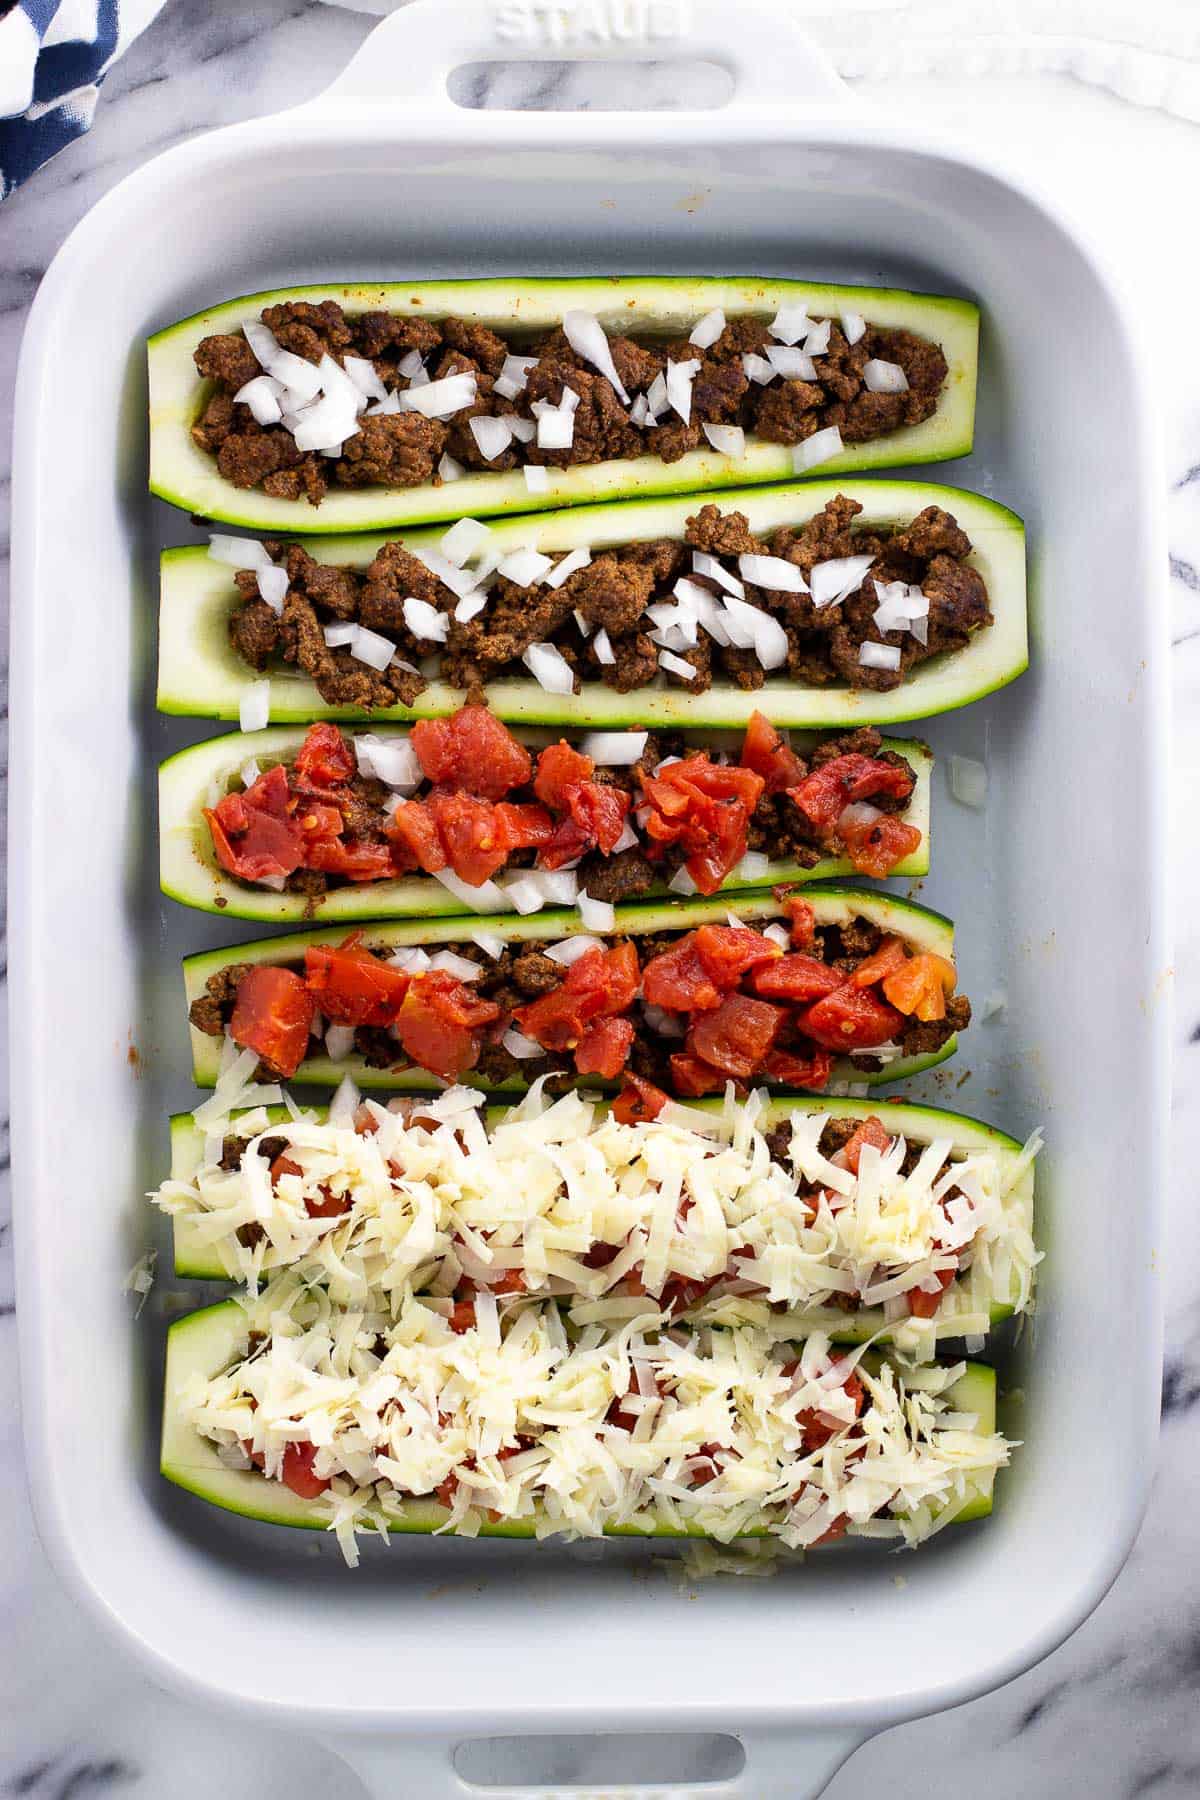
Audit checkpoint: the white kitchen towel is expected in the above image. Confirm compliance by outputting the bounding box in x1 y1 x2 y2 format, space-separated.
0 0 159 198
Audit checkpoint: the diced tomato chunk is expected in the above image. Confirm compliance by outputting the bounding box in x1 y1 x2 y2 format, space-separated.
882 952 958 1022
638 755 763 897
293 722 355 788
386 799 447 874
229 965 314 1078
391 971 499 1080
305 1185 351 1220
849 935 909 990
693 924 782 988
426 790 511 886
687 993 785 1078
908 1266 956 1318
280 1441 330 1499
612 1074 670 1125
205 763 305 884
575 1015 635 1079
412 706 532 800
304 837 398 882
740 711 807 794
269 1155 303 1185
796 1368 864 1452
494 801 555 851
641 935 722 1013
293 800 346 848
304 941 410 1027
762 1048 834 1090
788 753 915 835
778 892 816 949
566 780 631 856
515 944 636 1052
668 1051 729 1097
838 810 923 879
750 952 842 1003
587 940 640 1014
833 1116 893 1175
533 741 594 809
797 983 905 1052
447 1300 477 1335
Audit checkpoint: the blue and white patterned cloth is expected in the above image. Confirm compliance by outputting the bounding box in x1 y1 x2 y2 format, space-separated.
0 0 159 198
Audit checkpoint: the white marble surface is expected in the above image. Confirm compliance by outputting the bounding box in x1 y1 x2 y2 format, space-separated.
2 5 1199 1795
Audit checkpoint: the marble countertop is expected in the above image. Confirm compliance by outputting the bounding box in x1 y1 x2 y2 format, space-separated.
2 5 1198 1795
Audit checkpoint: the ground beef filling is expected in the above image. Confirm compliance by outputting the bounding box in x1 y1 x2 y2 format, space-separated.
225 496 989 707
192 300 948 506
188 917 968 1093
208 719 918 902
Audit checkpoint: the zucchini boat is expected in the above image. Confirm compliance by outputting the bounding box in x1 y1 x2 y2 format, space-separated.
162 1091 1038 1358
161 714 931 924
149 277 979 532
161 1294 1005 1556
157 479 1027 730
183 885 968 1095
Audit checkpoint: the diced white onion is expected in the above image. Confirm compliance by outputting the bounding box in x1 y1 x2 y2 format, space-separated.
802 318 832 357
438 452 464 483
493 354 538 401
738 553 807 594
577 891 616 932
354 733 421 789
665 358 701 424
530 869 578 907
503 415 537 444
325 1024 357 1063
499 547 554 587
469 415 514 462
352 625 400 671
763 922 790 950
863 358 909 394
688 308 726 349
579 730 647 765
501 877 546 915
642 1003 685 1038
454 591 488 624
428 950 482 982
470 930 505 959
810 554 875 610
545 547 591 590
536 403 575 451
611 821 638 853
980 989 1007 1021
659 650 697 681
209 534 273 572
234 376 283 426
243 321 281 369
328 1074 360 1129
522 642 575 694
402 597 450 643
562 309 629 402
792 426 844 473
545 935 604 965
524 466 550 493
413 547 482 601
397 349 427 381
592 629 615 666
765 345 816 380
239 680 270 732
949 754 988 808
841 310 867 346
628 392 654 428
702 423 745 458
267 348 323 400
387 946 432 972
858 641 902 672
292 391 360 454
668 865 698 894
342 356 388 404
365 389 403 417
769 303 811 345
690 553 744 600
440 518 492 565
257 562 289 615
872 579 929 641
501 1027 544 1059
644 371 669 416
741 353 775 385
432 868 509 911
719 594 789 669
735 852 771 883
323 622 357 648
400 371 477 419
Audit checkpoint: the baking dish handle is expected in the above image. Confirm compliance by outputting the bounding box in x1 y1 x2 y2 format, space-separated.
325 1726 869 1799
313 0 852 115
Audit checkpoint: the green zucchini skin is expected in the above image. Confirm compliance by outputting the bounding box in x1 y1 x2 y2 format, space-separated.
149 277 979 531
157 478 1027 730
169 1095 1034 1357
159 724 932 924
160 1296 997 1539
182 883 960 1092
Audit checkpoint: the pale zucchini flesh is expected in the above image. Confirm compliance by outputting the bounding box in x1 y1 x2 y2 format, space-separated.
157 478 1027 730
169 1095 1034 1356
160 1296 997 1539
149 278 979 532
159 724 931 924
182 884 960 1092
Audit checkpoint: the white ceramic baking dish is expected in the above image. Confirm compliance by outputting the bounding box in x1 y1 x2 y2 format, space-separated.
10 1 1168 1795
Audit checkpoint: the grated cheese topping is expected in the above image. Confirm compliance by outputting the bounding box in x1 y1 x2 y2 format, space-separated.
154 1084 1039 1354
182 1274 1012 1565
